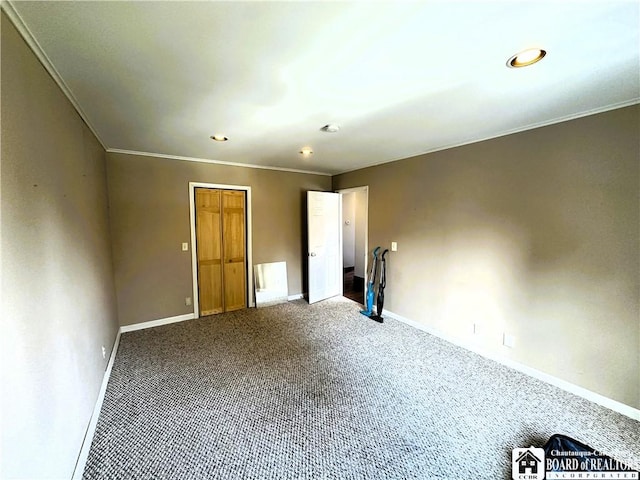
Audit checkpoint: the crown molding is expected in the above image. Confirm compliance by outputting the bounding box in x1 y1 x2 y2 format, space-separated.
5 0 637 179
2 0 108 150
107 149 332 176
334 98 640 176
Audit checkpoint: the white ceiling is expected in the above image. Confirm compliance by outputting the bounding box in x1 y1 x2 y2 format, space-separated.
5 1 639 175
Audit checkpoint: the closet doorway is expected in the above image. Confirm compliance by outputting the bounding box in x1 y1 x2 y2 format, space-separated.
189 183 253 318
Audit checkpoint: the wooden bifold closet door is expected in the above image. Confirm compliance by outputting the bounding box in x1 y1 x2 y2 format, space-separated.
195 188 246 315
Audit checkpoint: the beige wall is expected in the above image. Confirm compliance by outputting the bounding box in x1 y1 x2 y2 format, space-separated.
333 105 640 409
1 12 119 479
2 11 638 480
107 152 331 326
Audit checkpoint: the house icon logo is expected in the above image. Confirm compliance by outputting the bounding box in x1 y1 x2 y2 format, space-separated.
512 447 545 480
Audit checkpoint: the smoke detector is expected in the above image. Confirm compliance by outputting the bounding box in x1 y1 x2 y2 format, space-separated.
321 124 340 133
210 134 229 142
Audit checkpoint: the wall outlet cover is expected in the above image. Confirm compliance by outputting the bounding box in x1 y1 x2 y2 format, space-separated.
503 333 516 348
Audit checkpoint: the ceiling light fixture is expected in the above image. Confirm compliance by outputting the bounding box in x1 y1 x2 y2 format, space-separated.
299 147 313 156
507 48 546 68
321 124 340 133
210 134 229 142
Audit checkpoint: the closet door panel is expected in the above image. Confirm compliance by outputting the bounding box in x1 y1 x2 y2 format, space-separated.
195 188 223 315
222 190 246 312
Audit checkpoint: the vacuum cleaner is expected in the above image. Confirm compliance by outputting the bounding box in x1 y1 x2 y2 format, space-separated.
370 249 389 323
360 247 380 318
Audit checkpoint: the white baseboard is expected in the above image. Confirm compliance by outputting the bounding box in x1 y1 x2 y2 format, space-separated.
288 293 304 301
72 312 196 477
120 313 195 333
383 309 640 421
72 329 121 480
72 304 638 480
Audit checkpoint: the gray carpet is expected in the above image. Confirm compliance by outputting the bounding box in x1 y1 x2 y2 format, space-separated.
83 297 639 479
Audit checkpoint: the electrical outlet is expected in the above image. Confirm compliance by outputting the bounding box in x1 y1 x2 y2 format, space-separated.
185 297 192 306
503 333 516 348
101 346 106 359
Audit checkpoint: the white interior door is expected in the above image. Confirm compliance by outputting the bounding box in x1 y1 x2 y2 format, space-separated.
308 191 342 304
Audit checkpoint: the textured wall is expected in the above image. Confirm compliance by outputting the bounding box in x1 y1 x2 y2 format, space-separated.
333 105 640 409
106 152 331 326
1 12 119 479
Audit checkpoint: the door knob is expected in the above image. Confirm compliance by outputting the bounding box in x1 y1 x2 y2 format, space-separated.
309 252 316 257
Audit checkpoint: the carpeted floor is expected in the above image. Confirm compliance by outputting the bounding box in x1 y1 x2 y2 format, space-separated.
83 297 639 479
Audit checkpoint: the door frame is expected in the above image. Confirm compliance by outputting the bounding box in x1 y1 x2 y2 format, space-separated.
336 186 369 301
189 182 254 318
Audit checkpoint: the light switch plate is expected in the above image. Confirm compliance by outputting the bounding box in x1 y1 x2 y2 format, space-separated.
391 241 398 252
182 242 189 251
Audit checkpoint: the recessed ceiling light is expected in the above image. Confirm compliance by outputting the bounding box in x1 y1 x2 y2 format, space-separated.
299 147 313 156
210 134 229 142
321 124 340 133
507 48 546 68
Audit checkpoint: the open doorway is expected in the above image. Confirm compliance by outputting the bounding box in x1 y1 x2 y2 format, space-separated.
338 187 368 305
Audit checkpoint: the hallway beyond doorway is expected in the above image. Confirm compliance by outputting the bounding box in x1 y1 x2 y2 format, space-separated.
343 267 364 305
